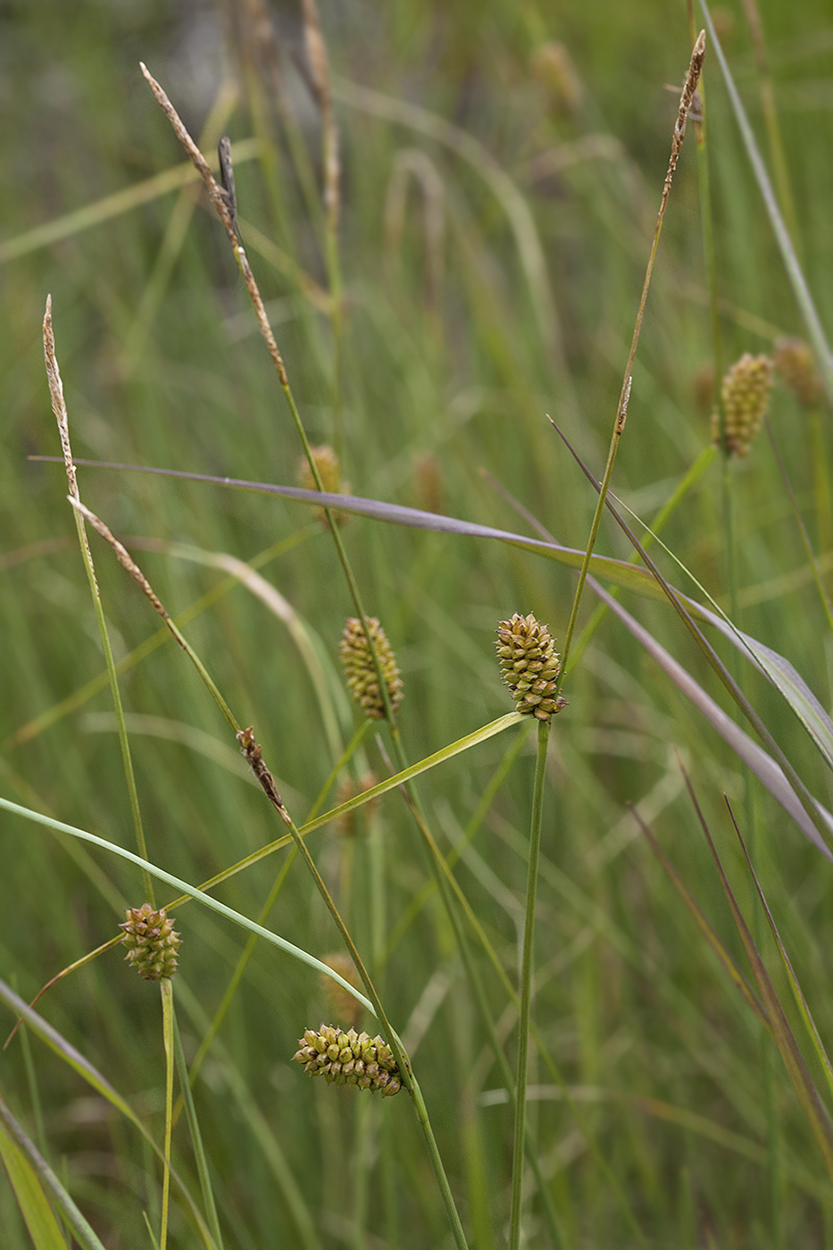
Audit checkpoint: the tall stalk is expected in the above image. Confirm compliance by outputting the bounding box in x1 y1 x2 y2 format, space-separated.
508 720 550 1250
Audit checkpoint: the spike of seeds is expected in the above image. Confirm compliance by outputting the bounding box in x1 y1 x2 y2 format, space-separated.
340 617 403 720
495 613 566 722
710 353 774 458
120 903 181 981
292 1024 403 1096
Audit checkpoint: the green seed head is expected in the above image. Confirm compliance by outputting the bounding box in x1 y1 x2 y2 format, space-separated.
711 353 774 457
292 1024 403 1096
496 613 565 722
119 903 181 981
340 617 403 721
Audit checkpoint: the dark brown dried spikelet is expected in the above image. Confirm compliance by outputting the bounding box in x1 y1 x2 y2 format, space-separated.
340 617 403 720
334 771 380 836
292 1024 403 1096
297 444 351 529
496 613 566 722
120 903 181 981
320 954 362 1030
775 338 823 408
710 353 774 457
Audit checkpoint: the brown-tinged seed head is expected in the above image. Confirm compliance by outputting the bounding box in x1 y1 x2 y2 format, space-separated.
297 444 351 529
775 338 823 409
340 617 403 720
320 952 362 1030
692 362 716 415
413 453 445 516
333 771 380 837
120 902 181 981
530 42 583 116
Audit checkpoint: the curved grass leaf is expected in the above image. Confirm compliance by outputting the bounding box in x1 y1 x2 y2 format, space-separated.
40 458 833 828
693 807 833 1183
0 803 374 1015
0 983 217 1249
0 1096 106 1250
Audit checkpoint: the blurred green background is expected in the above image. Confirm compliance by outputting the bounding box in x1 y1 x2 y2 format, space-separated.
2 0 833 1245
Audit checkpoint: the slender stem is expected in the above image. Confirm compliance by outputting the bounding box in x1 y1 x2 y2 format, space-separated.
722 458 739 625
140 63 468 1246
509 719 550 1250
692 70 724 424
699 0 833 403
43 301 155 904
172 1008 224 1249
159 978 175 1250
556 32 705 696
406 1078 471 1250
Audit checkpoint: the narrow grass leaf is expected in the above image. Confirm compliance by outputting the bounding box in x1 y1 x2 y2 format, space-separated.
33 457 833 852
630 806 767 1026
0 984 219 1248
0 800 375 1015
691 800 833 1181
729 810 833 1107
42 456 833 773
0 1110 68 1250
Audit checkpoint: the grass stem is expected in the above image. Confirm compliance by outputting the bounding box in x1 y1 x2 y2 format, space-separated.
509 718 550 1250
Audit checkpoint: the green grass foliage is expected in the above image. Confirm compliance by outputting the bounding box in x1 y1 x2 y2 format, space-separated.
2 0 833 1245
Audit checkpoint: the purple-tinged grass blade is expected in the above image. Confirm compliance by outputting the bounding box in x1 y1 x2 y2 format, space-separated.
726 800 833 1108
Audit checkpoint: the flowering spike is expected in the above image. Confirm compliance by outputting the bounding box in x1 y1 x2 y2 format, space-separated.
340 617 403 720
119 903 181 981
292 1024 403 1096
711 353 774 457
495 613 566 721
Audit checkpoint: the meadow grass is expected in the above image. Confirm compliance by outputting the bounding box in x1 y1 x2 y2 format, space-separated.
2 0 833 1246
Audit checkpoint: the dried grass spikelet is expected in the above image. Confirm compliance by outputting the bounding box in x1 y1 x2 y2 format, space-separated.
496 613 566 722
320 953 362 1030
120 903 181 981
334 771 380 836
340 617 403 721
297 444 351 529
775 337 823 408
710 353 774 458
292 1024 403 1096
531 42 583 117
